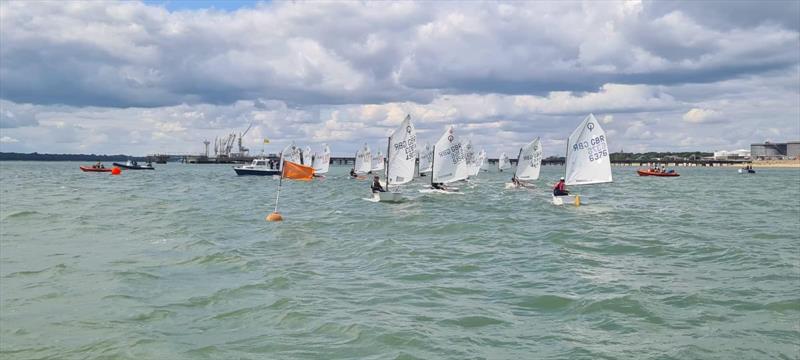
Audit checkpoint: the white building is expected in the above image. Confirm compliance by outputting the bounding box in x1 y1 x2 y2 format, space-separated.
713 149 751 160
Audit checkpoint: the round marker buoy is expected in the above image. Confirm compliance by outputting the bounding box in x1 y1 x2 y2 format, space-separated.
266 212 283 222
111 167 121 175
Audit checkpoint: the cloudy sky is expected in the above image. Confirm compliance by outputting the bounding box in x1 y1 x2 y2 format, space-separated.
0 0 798 157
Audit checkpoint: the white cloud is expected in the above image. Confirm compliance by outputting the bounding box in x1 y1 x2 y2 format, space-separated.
682 108 722 123
0 136 19 143
0 1 797 155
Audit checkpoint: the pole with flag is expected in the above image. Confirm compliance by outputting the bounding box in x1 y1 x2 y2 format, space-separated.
266 144 315 222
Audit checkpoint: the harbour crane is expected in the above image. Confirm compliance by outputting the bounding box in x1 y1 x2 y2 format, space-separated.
237 123 253 156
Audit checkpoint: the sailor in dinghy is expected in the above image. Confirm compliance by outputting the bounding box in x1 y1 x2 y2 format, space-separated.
553 114 613 206
369 115 417 203
505 137 543 189
419 125 469 194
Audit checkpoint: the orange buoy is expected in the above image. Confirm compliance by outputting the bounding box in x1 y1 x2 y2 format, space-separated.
266 212 283 222
111 167 121 175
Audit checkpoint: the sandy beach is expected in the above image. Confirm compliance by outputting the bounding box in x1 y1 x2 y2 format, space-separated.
752 159 800 168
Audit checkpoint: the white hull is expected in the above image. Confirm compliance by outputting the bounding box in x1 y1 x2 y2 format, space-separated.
377 191 405 202
552 194 581 206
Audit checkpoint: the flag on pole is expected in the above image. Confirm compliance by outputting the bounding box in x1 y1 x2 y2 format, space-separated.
267 146 315 222
282 161 314 181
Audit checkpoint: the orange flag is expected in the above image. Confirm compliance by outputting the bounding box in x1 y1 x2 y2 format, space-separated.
282 160 314 181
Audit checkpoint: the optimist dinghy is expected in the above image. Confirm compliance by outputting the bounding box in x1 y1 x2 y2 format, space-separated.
370 115 417 203
419 125 470 194
553 114 612 206
505 137 543 189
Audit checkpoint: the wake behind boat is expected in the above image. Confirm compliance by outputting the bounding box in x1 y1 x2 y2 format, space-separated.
112 160 154 170
233 158 281 176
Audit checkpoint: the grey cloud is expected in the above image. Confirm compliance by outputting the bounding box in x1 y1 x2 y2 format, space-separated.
0 100 39 128
1 1 798 108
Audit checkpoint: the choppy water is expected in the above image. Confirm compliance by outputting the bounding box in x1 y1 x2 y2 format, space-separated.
1 161 798 359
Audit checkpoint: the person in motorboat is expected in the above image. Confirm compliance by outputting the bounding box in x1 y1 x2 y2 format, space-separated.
93 161 104 169
553 177 569 196
371 176 386 193
350 168 358 178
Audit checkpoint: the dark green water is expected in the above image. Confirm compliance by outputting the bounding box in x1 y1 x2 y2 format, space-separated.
1 161 798 359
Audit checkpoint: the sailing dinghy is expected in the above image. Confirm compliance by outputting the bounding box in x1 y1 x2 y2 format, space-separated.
371 115 417 202
354 143 371 179
553 114 612 206
420 125 470 194
505 137 543 189
371 151 385 172
418 142 433 176
312 144 331 177
498 152 511 172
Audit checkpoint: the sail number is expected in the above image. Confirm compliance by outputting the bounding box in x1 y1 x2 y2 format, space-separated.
573 135 608 162
438 143 464 164
393 135 417 160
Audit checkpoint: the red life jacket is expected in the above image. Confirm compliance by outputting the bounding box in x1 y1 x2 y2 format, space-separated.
553 181 565 191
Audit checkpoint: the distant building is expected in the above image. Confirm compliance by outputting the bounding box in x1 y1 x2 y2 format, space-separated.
751 141 800 160
713 149 750 160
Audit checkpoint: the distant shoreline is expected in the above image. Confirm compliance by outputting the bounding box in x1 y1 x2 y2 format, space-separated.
0 152 146 162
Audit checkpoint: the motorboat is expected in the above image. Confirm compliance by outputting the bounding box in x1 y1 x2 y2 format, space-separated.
113 160 154 170
637 169 679 177
233 158 281 176
79 165 112 172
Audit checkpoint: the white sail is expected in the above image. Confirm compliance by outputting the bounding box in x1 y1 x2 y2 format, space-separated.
463 138 476 172
471 149 485 176
312 144 331 174
371 151 385 171
301 145 312 165
565 114 612 185
419 142 433 173
355 143 371 174
478 149 488 171
498 152 511 171
386 115 417 186
284 142 302 164
515 137 543 181
432 126 469 184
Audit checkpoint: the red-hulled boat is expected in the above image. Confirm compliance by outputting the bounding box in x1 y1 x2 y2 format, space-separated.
80 165 112 172
637 169 680 177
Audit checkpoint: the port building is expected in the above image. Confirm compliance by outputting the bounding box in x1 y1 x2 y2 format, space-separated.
750 141 800 160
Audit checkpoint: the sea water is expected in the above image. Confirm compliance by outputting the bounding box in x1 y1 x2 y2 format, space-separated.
1 161 798 359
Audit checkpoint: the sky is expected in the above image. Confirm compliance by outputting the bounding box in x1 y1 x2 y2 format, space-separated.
0 0 798 157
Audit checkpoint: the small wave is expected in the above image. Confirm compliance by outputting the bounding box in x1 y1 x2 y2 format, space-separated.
514 294 575 311
2 210 41 220
439 315 506 328
5 263 67 278
113 271 161 281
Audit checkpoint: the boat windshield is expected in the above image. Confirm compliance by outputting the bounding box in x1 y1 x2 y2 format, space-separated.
255 161 266 166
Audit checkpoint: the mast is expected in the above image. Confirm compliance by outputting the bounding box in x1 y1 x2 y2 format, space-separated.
386 136 391 190
430 144 436 185
515 147 523 178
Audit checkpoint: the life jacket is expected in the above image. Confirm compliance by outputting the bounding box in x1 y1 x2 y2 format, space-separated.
553 181 565 191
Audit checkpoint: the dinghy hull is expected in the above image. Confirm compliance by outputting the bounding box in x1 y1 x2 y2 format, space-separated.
552 194 581 206
374 192 405 203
